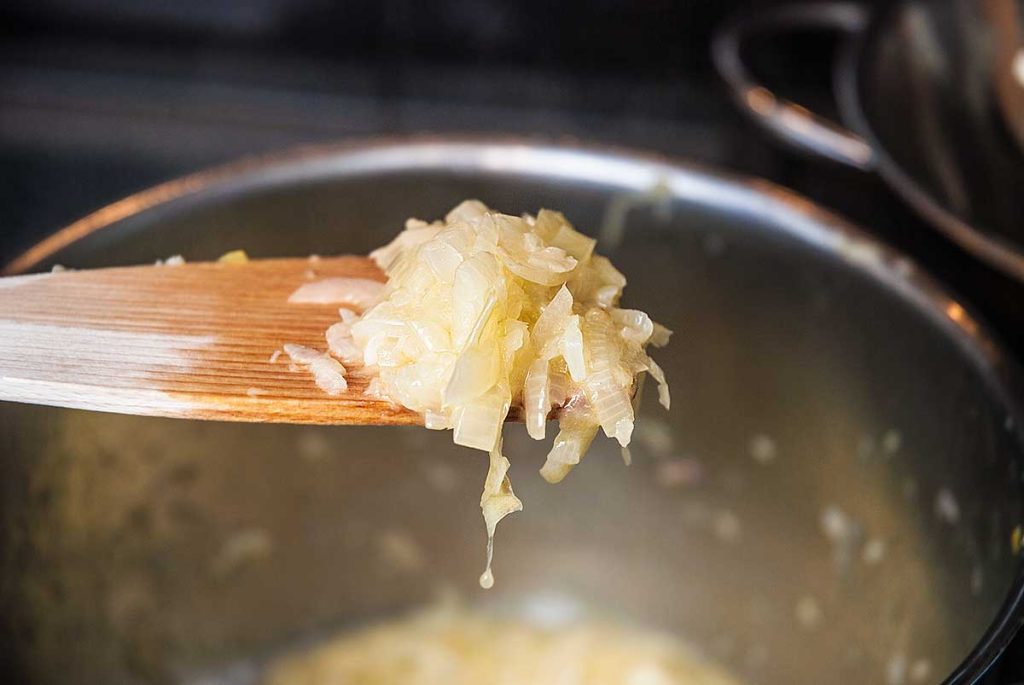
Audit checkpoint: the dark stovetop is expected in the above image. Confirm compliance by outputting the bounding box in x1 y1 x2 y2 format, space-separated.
2 17 1024 682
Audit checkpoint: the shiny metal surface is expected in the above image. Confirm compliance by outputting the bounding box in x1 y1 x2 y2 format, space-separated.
984 0 1024 153
1 139 1023 685
715 0 1024 283
841 0 1024 283
711 2 876 170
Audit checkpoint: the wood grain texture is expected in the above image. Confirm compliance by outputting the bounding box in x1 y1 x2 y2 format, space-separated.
0 257 423 425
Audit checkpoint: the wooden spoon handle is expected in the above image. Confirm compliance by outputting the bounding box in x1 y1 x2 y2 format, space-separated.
0 257 421 425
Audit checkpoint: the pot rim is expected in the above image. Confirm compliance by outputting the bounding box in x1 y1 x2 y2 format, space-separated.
6 134 1024 682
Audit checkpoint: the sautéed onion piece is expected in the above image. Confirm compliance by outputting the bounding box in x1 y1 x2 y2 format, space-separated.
262 606 739 685
295 201 671 587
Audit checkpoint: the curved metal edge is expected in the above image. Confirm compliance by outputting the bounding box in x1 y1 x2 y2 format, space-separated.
834 2 1024 285
833 33 1024 681
711 2 876 170
6 135 1024 683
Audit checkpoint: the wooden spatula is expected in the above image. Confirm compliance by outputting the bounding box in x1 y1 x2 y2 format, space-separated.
0 256 426 425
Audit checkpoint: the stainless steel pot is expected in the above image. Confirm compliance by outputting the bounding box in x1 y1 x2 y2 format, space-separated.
713 0 1024 282
1 138 1022 685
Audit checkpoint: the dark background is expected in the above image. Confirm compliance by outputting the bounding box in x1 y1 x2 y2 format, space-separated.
0 0 896 263
1 0 1023 681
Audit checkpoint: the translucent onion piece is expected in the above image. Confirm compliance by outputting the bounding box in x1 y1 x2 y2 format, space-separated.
364 376 385 398
535 209 598 263
288 277 385 308
551 225 597 263
559 314 586 381
307 356 348 395
531 285 574 357
650 322 673 348
424 410 449 430
452 385 509 452
217 249 249 264
583 367 635 446
283 343 326 365
370 223 443 271
533 208 569 242
502 320 529 367
611 308 654 344
479 438 523 588
410 320 451 353
452 254 501 348
647 356 671 410
498 222 578 286
472 214 500 253
547 363 572 409
523 358 550 440
380 354 455 412
419 239 464 281
480 438 523 537
446 199 491 224
283 344 348 395
581 309 621 372
540 414 600 484
445 344 501 406
566 256 627 310
325 322 363 364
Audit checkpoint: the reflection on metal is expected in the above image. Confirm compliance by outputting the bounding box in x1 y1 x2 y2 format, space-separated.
716 0 1024 282
945 302 979 338
712 2 875 170
744 86 776 116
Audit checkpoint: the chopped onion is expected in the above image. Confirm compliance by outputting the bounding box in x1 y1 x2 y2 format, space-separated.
370 223 443 271
339 201 672 586
308 356 348 395
612 308 654 344
523 358 551 440
540 413 600 484
283 343 326 365
531 285 574 358
284 343 348 395
650 322 673 348
647 357 671 410
479 438 523 587
420 240 464 281
288 277 384 309
445 344 501 406
559 315 586 381
452 385 509 452
326 322 363 364
155 254 186 267
364 376 385 398
423 411 449 430
217 249 249 264
446 199 491 224
452 255 500 348
583 367 635 445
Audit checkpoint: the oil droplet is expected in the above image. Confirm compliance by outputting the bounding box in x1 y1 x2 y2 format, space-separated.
479 534 495 590
479 568 494 589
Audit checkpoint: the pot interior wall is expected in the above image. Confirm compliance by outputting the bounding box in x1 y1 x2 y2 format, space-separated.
1 145 1022 684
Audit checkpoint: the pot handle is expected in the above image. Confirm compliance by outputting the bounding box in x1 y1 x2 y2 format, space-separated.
712 2 876 170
